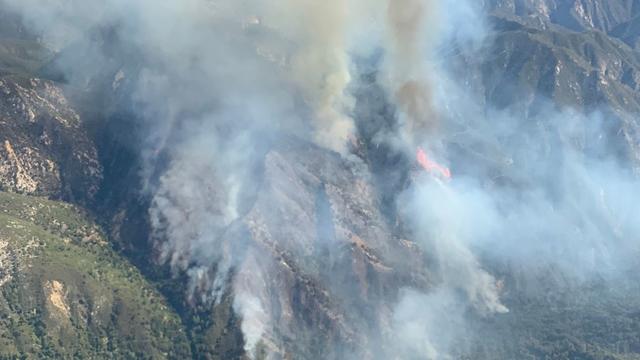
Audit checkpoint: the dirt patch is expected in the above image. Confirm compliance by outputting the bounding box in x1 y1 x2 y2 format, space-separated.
45 280 70 319
0 239 11 287
1 140 38 193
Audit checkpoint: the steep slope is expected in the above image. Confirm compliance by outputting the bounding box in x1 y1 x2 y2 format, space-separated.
485 0 640 32
142 137 430 359
612 14 640 50
0 75 102 203
448 14 640 168
0 22 102 204
0 191 192 358
225 140 429 358
439 12 640 359
0 29 195 359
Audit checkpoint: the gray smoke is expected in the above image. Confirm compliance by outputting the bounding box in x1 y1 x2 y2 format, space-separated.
0 0 371 356
380 0 639 357
4 0 640 358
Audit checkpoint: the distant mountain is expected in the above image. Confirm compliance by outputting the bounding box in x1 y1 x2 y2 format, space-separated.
485 0 640 33
465 12 640 166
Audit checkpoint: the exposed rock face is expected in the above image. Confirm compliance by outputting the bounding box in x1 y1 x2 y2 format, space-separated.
181 140 430 359
233 141 428 358
0 76 102 203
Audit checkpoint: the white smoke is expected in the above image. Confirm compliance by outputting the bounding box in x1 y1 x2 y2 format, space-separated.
382 0 639 357
4 0 640 358
394 106 640 356
0 0 369 356
233 250 272 359
401 177 508 314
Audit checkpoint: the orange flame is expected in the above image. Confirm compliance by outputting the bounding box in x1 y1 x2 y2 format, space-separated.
416 147 451 179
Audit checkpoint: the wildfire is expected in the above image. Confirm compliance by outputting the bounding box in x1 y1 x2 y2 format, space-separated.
416 147 451 179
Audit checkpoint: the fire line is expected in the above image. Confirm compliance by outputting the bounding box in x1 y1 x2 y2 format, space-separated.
416 147 451 179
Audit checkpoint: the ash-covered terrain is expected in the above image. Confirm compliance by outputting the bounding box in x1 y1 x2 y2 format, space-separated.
0 0 639 359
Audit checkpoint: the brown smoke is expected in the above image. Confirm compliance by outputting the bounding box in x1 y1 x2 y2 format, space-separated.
385 0 440 146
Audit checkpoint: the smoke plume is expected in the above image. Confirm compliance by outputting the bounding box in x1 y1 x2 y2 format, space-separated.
383 0 440 147
273 0 355 154
4 0 640 358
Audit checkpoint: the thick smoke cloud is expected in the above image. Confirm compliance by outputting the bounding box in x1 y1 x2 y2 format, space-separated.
384 1 640 356
1 0 375 357
394 105 640 357
4 0 640 358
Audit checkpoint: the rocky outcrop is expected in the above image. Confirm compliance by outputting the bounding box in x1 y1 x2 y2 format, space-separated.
181 139 430 359
239 142 428 358
0 76 102 203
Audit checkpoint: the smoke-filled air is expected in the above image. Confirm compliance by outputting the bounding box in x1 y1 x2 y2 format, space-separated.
3 0 640 358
